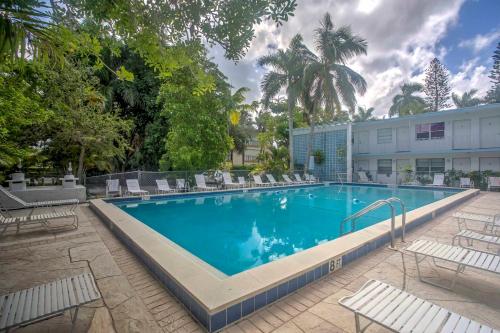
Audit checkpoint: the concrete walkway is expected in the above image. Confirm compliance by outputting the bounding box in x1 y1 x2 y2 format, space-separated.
0 192 499 332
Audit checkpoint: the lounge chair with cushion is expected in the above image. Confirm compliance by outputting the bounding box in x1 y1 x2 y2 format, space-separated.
488 176 500 191
406 239 500 289
105 179 122 197
156 179 175 194
222 172 243 189
194 174 217 191
339 279 497 333
125 179 149 196
0 185 79 212
0 273 101 332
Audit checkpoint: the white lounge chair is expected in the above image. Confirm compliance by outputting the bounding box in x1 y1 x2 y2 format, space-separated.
304 173 318 183
252 175 270 187
339 279 497 333
176 179 187 192
488 176 500 191
293 173 308 184
194 174 217 191
429 173 445 186
282 174 298 185
0 185 78 212
222 172 243 189
453 229 500 253
106 179 122 197
0 273 100 332
237 176 247 187
453 211 500 235
125 179 149 196
459 177 473 188
406 239 500 289
156 179 175 194
1 206 78 235
265 174 284 186
357 171 372 183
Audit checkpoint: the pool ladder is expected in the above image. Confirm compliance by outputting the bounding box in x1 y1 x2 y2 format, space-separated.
341 197 407 249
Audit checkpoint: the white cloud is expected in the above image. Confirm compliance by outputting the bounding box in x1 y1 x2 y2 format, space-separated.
459 30 500 53
450 57 490 97
210 0 473 116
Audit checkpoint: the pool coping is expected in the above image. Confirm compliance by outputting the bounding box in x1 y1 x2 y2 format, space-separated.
90 184 479 332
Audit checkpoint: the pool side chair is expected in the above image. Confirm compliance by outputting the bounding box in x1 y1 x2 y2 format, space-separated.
0 185 79 212
176 179 187 192
453 211 500 235
125 179 149 196
339 279 498 333
0 273 101 332
304 173 318 183
357 171 373 183
459 177 473 188
265 174 284 186
222 172 243 189
405 239 500 290
194 174 217 191
293 174 308 184
252 175 270 187
282 174 298 185
1 205 78 235
488 176 500 191
105 179 122 197
237 176 247 187
452 229 500 254
429 173 445 186
156 179 175 194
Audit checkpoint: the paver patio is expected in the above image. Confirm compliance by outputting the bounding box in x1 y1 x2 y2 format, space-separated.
1 192 499 332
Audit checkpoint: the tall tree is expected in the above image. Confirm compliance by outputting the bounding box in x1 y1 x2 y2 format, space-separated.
485 42 500 104
389 83 426 117
424 58 451 111
258 34 315 171
452 89 482 108
352 106 375 122
302 13 367 171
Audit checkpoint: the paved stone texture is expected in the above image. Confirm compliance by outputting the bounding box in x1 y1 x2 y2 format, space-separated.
0 192 499 332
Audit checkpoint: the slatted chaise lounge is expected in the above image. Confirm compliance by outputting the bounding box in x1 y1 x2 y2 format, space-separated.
265 174 284 186
125 179 149 196
453 230 500 253
222 172 243 189
155 179 175 194
0 186 78 212
252 175 270 187
194 174 217 191
406 239 500 290
1 207 78 235
339 279 498 333
282 174 299 185
0 273 101 332
453 211 500 235
293 174 308 184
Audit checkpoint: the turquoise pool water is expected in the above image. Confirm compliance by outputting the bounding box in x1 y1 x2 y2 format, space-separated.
114 185 457 275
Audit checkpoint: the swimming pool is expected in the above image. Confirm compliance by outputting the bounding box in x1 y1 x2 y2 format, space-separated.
114 184 457 276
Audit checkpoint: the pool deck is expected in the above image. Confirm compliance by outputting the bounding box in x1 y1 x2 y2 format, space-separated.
0 192 499 332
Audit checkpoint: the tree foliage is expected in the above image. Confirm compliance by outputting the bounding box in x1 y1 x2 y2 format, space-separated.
352 106 375 122
424 58 451 111
452 89 482 108
486 42 500 104
389 83 426 117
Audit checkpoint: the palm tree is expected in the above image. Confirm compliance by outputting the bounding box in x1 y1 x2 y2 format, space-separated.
389 83 426 117
452 89 482 108
258 34 315 171
302 13 367 171
352 106 375 122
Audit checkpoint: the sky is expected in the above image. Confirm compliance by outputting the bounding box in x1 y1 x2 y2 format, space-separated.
208 0 500 117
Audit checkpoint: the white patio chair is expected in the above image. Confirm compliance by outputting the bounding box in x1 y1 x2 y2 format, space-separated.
488 176 500 191
452 229 500 254
304 173 318 183
339 279 497 333
265 174 284 186
105 179 122 197
194 174 217 191
222 172 243 189
252 175 270 187
0 273 101 332
237 176 247 187
429 173 445 186
453 211 500 235
357 171 373 183
406 239 500 290
293 173 308 184
125 179 149 196
282 174 298 185
176 179 187 192
156 179 175 194
0 185 78 212
459 177 473 188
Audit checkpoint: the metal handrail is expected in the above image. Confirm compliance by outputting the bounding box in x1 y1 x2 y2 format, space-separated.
341 197 406 248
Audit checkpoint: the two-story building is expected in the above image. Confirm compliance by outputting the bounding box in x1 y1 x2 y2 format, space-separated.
292 103 500 183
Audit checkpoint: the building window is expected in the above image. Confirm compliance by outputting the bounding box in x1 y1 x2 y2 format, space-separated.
377 128 392 144
245 154 257 163
416 122 445 140
377 159 392 174
416 158 445 174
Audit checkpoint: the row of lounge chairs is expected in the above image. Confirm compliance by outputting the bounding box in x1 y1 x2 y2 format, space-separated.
105 172 319 197
340 209 500 333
